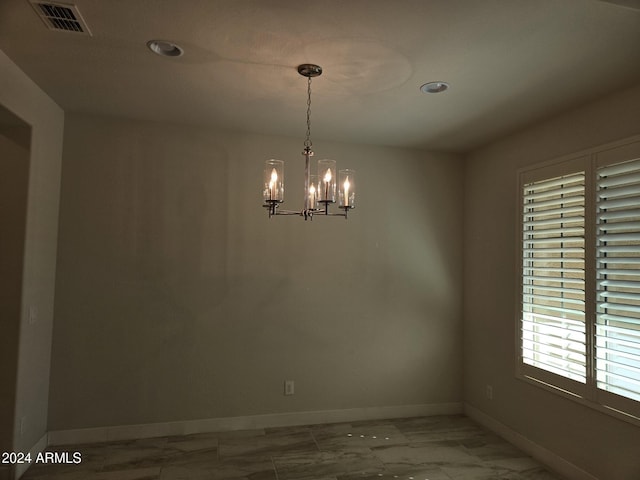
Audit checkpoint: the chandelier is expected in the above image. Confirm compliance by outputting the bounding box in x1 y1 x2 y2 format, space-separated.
263 64 355 220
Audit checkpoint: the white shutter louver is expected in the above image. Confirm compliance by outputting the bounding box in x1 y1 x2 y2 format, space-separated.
522 172 587 383
596 157 640 402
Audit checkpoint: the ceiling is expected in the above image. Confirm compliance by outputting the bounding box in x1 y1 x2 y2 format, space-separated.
1 0 639 153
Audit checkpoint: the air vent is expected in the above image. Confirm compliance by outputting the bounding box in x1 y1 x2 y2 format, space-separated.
29 1 92 35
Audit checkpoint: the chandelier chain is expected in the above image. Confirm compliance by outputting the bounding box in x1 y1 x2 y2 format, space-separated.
304 76 312 148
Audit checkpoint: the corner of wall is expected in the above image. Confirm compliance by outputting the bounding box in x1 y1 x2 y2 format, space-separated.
0 48 64 458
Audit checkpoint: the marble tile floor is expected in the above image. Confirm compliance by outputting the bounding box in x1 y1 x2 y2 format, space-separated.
21 415 566 480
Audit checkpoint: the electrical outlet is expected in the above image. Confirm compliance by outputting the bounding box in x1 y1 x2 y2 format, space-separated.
284 380 295 396
486 385 493 400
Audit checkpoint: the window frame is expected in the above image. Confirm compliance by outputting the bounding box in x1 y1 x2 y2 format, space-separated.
515 135 640 426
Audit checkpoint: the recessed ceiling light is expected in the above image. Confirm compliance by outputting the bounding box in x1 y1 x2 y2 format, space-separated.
147 40 184 57
420 81 449 94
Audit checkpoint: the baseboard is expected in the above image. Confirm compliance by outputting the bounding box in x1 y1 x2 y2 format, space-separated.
14 432 48 480
0 465 11 480
464 403 599 480
48 402 462 446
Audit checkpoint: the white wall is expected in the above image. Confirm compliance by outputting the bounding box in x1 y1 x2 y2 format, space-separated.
0 49 64 479
463 83 640 480
48 113 464 431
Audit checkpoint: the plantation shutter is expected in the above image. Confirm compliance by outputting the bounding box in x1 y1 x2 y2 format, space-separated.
521 171 587 384
596 157 640 403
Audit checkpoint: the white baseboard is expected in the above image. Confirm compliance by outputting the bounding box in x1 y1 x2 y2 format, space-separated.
49 402 463 446
14 432 48 480
464 403 599 480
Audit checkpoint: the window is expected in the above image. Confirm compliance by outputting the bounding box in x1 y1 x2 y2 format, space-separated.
518 138 640 422
522 171 586 385
595 158 640 407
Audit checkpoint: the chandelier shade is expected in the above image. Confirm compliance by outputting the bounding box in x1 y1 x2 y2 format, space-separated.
263 159 284 204
339 169 356 208
262 64 356 220
318 159 337 203
308 174 319 210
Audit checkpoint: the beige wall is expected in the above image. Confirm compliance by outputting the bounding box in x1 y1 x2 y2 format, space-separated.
0 127 30 458
48 113 464 430
0 49 64 475
463 83 640 480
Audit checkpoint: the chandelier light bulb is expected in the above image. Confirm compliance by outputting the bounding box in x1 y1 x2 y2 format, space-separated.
344 177 350 202
269 168 278 200
308 176 318 210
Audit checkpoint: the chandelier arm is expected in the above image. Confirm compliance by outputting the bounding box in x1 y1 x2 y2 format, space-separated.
314 212 349 217
273 211 304 216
